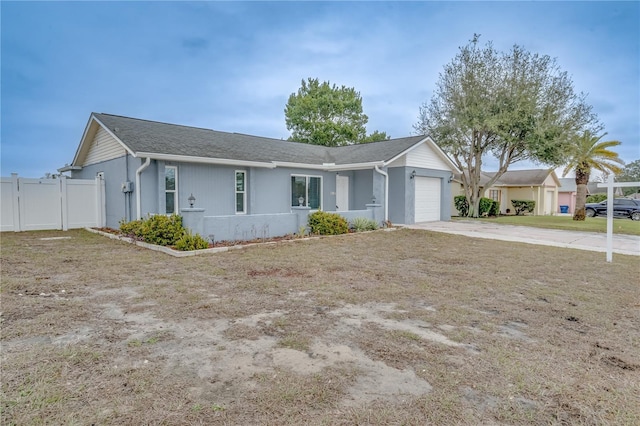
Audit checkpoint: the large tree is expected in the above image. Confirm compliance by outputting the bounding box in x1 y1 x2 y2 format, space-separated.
617 159 640 195
562 131 624 220
285 78 389 146
415 35 600 217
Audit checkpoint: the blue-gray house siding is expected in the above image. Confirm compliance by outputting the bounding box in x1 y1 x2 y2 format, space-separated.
64 113 461 240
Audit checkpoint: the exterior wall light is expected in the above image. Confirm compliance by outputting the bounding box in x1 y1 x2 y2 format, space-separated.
410 170 416 179
188 193 196 208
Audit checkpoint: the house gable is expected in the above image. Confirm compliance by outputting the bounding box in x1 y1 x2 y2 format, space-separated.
83 126 128 166
542 172 559 188
70 116 134 168
386 139 456 171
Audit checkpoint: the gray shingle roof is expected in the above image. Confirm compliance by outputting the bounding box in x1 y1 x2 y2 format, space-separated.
454 169 555 187
485 169 553 186
92 113 427 166
558 178 577 192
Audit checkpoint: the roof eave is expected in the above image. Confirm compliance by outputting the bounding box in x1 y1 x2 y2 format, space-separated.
57 165 82 173
271 160 385 171
134 152 277 169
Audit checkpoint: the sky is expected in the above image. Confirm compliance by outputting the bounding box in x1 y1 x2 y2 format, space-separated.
2 1 639 178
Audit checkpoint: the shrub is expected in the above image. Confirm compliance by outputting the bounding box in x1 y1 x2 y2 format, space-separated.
586 193 607 203
307 211 348 235
454 195 469 217
119 214 185 246
455 195 499 216
174 232 210 251
350 217 379 232
140 214 185 246
478 197 494 216
119 218 144 238
511 200 536 215
488 200 501 217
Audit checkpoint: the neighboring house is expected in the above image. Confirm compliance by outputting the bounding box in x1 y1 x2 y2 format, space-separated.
558 178 577 214
60 113 460 241
451 169 560 216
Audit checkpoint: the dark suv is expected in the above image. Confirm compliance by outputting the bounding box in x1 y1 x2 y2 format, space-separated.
585 198 640 220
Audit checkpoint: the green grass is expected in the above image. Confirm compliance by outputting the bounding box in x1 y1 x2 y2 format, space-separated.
454 215 640 236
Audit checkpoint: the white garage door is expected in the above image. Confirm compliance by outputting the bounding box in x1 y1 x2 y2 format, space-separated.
415 177 441 222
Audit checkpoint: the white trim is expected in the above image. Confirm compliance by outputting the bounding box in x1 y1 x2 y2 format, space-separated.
273 160 384 171
165 165 178 214
57 165 82 172
290 174 323 210
235 170 247 214
70 116 98 166
135 152 276 169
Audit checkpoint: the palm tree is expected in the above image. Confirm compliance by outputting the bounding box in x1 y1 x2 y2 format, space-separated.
562 131 624 221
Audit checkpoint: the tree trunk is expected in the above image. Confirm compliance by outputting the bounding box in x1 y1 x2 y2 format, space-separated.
573 168 590 221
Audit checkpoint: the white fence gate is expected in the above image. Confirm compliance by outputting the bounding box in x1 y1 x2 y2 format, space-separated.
1 174 106 232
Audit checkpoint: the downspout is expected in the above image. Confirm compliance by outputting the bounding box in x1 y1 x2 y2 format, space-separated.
136 157 151 220
374 165 389 222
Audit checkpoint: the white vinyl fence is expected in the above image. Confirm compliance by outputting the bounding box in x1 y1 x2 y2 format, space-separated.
1 174 105 232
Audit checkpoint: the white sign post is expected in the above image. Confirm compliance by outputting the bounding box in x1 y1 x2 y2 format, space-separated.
596 176 640 262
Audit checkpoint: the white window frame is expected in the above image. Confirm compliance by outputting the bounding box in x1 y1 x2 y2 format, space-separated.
165 166 178 214
291 174 323 210
235 170 246 214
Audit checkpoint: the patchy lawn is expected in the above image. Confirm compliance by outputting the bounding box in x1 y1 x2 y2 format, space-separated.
1 229 639 425
455 215 640 236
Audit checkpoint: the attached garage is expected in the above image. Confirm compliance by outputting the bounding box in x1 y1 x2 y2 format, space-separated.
415 176 441 222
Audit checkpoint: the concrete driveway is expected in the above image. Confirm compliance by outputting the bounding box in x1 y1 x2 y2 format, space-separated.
408 220 640 257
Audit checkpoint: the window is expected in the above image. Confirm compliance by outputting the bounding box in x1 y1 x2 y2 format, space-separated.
235 171 246 214
165 166 177 214
489 189 501 202
291 175 321 209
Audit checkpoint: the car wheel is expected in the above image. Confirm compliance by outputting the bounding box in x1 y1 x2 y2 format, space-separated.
585 209 596 218
631 211 640 221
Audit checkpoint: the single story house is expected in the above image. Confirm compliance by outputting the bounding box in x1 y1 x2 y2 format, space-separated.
451 169 560 216
557 178 577 214
60 113 460 241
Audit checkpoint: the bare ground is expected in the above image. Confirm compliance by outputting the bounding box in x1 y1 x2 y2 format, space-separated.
1 228 639 425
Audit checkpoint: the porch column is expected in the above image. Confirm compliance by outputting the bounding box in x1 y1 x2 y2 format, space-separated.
181 208 205 236
291 206 311 232
365 203 384 225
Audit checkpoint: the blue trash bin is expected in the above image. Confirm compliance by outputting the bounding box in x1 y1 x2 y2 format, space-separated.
560 205 569 213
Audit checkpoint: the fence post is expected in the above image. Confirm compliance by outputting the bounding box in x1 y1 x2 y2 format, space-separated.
11 173 21 232
60 175 69 231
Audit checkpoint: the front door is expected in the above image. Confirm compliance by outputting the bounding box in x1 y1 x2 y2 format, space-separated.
545 190 554 215
336 175 349 211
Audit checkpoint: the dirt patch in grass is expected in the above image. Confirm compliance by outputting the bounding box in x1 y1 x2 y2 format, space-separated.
2 228 639 424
